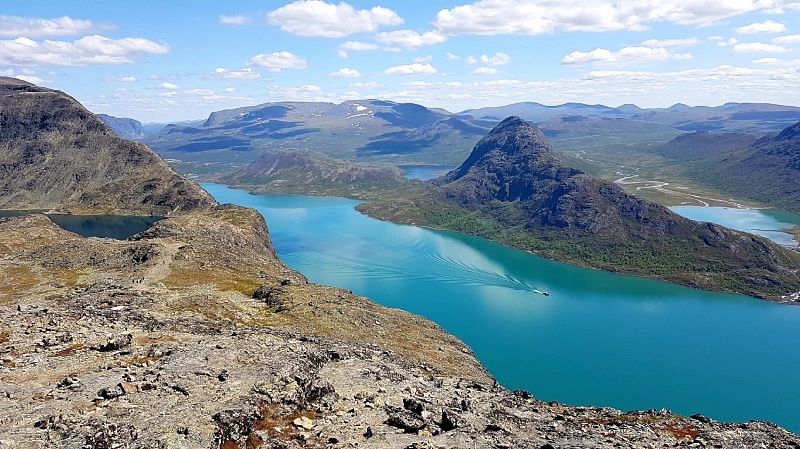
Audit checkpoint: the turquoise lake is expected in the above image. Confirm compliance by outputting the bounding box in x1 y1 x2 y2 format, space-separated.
203 183 800 433
671 206 800 247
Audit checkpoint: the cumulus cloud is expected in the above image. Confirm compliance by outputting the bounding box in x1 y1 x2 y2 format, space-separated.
207 67 261 80
433 0 778 36
472 67 500 74
446 52 460 60
562 46 674 64
465 56 478 64
105 75 137 82
158 82 179 89
640 38 698 48
480 52 511 66
375 30 446 48
733 42 789 52
248 51 308 72
219 15 249 25
0 15 105 37
0 35 168 67
773 34 800 44
329 67 361 77
337 40 379 58
267 1 402 38
383 63 438 75
736 20 786 34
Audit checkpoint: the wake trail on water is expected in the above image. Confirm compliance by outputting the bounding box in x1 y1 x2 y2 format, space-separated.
315 244 538 292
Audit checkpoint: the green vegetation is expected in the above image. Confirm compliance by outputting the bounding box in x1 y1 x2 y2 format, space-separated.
372 199 800 299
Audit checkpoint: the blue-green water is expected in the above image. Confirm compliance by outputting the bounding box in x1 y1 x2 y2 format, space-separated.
672 206 800 247
0 211 161 239
203 184 800 433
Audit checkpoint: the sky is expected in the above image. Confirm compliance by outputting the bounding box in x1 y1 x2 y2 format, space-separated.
3 0 800 123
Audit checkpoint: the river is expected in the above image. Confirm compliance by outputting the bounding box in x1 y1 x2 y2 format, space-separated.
202 183 800 433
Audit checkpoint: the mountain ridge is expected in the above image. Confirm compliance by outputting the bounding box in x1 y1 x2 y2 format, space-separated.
0 77 216 215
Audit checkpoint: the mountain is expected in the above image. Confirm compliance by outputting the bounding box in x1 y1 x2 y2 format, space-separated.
463 101 800 133
1 80 798 446
359 117 800 300
97 113 145 139
218 148 411 199
143 100 492 172
658 122 800 213
0 77 216 215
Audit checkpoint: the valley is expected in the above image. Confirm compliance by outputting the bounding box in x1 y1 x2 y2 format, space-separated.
3 76 800 447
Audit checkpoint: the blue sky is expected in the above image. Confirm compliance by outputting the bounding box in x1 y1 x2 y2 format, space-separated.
3 0 800 122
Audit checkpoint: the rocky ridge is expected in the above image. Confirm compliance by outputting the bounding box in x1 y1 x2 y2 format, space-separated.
2 212 799 448
0 77 216 215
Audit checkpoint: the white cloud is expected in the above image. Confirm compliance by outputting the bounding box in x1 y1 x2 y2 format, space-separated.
736 20 786 34
375 30 446 48
0 35 168 67
329 67 361 77
0 15 104 37
562 46 673 64
267 1 402 38
219 15 249 25
773 34 800 44
433 0 779 35
15 74 52 84
351 81 382 88
158 82 179 89
752 57 782 65
208 67 261 80
733 42 789 52
465 56 478 64
640 38 698 48
480 52 511 66
184 88 216 95
413 55 432 63
339 41 379 51
472 67 500 74
717 37 738 47
446 52 460 60
248 51 308 72
383 63 438 75
337 40 379 58
106 75 137 82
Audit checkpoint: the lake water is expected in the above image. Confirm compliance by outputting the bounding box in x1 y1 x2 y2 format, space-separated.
203 183 800 433
398 165 457 181
672 206 800 247
0 211 162 239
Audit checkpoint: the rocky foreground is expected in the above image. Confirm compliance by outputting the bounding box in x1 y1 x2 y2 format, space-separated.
2 210 798 449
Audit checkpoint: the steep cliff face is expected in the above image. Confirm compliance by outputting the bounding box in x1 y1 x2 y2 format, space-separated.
0 77 217 215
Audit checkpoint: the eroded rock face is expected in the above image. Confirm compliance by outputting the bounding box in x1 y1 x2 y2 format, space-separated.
0 77 217 215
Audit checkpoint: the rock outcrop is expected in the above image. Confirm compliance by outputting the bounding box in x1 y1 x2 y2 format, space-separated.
0 77 216 215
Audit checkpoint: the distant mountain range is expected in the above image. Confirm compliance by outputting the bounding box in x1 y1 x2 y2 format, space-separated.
142 100 495 169
97 113 145 139
135 99 800 173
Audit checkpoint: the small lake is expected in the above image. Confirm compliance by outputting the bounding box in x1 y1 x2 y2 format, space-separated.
671 206 800 247
398 165 457 181
0 211 161 240
203 184 800 434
